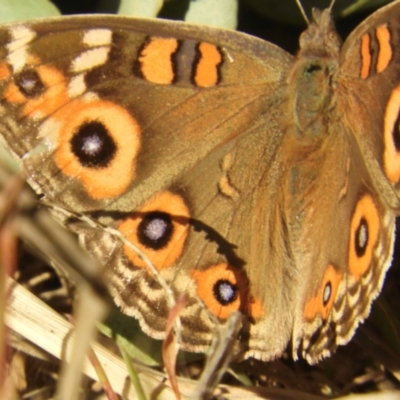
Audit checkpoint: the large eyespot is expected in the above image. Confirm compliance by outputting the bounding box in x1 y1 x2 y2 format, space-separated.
54 99 141 199
4 64 69 118
348 194 380 279
383 84 400 182
119 191 190 270
303 264 342 320
192 263 263 320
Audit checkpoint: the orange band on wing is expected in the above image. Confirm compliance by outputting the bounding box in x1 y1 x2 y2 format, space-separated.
138 37 179 84
360 33 371 79
376 25 392 73
194 42 222 87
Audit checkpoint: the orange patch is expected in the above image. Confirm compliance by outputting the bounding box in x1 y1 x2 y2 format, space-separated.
0 62 10 80
376 25 392 73
54 99 141 199
138 37 178 84
360 33 371 79
119 191 190 270
194 42 222 87
348 195 380 279
303 265 342 320
4 81 26 104
192 263 263 320
383 84 400 182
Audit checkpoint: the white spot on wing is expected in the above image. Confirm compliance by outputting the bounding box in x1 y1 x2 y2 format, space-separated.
71 47 110 73
81 92 99 102
37 118 61 146
83 29 112 47
68 74 86 98
6 26 36 72
7 25 36 50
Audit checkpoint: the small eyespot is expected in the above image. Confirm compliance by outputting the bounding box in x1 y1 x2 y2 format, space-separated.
137 211 173 250
14 69 45 98
303 265 342 321
70 121 117 168
192 263 263 320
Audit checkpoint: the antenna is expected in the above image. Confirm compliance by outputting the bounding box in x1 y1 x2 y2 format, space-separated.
295 0 310 25
295 0 337 24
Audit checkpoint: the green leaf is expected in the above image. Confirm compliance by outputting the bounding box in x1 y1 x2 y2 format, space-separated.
0 0 60 22
99 307 163 367
184 0 238 29
118 0 164 18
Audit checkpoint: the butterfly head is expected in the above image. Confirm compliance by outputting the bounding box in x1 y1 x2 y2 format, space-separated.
298 8 341 59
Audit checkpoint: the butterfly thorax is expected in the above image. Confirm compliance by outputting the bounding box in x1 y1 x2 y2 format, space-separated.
289 8 342 135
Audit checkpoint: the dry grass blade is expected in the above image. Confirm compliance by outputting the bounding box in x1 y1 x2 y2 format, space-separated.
55 285 109 400
6 275 349 399
5 276 175 399
162 293 188 400
194 312 242 400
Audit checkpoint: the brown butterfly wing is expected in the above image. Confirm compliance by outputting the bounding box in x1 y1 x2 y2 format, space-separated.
0 17 301 360
290 3 400 362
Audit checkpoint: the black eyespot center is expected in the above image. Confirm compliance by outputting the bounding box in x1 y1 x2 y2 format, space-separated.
137 211 173 250
70 120 117 168
213 279 238 306
355 217 369 258
393 109 400 151
15 69 46 98
323 281 332 307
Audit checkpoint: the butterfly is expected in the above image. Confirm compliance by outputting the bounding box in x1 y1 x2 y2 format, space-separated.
0 0 399 364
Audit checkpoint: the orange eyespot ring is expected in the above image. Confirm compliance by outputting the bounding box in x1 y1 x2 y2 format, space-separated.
348 194 380 279
303 264 342 320
54 99 141 199
119 191 190 270
383 84 400 182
